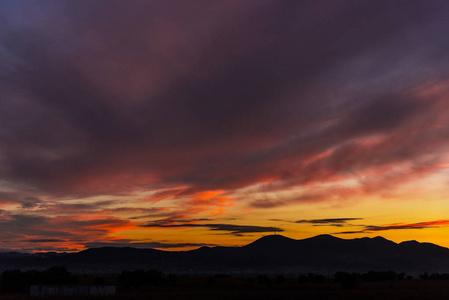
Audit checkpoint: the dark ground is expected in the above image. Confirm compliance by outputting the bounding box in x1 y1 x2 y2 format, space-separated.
3 280 449 300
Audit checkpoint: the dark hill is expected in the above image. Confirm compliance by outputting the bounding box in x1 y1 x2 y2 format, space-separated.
243 234 297 250
70 247 163 260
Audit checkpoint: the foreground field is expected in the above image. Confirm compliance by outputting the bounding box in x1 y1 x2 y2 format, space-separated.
2 280 449 300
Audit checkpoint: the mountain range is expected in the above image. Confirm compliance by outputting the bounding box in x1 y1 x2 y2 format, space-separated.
1 235 449 274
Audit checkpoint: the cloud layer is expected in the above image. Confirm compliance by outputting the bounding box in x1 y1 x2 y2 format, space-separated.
1 0 449 251
141 221 283 236
336 220 449 234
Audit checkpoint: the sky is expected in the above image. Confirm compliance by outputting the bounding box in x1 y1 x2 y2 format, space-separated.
1 0 449 252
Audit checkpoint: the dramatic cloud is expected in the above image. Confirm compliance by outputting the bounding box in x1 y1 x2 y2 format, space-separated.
2 0 449 198
1 0 449 250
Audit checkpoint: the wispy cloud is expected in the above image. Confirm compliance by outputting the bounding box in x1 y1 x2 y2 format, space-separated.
335 220 449 234
295 218 363 227
25 239 66 243
141 221 283 236
83 240 218 250
365 220 449 231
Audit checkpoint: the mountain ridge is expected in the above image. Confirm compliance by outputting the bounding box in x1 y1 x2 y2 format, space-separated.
1 234 449 274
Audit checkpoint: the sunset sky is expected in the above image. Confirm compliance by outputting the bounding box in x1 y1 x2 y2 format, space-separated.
1 0 449 252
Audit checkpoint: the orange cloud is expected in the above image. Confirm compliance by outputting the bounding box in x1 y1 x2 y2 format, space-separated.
335 220 449 235
140 187 187 203
190 190 235 216
366 220 449 231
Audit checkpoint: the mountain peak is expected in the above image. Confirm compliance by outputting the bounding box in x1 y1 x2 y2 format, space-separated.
315 234 339 239
304 234 341 242
400 240 419 245
261 234 293 240
244 234 296 248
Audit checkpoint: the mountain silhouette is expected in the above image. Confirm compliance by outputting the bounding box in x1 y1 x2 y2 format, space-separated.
243 234 297 251
1 235 449 274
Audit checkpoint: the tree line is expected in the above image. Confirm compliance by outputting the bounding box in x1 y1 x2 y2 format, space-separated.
0 267 174 293
2 267 449 293
0 266 75 293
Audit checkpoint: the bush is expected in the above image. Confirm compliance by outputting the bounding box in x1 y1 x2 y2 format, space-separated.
118 269 163 289
335 272 358 289
256 274 273 288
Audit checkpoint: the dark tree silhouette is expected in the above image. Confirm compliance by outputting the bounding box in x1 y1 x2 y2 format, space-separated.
0 266 75 293
118 269 163 289
335 272 358 289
